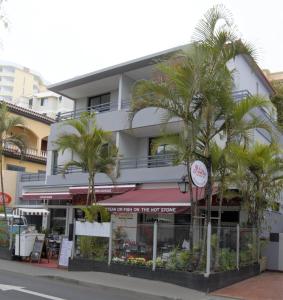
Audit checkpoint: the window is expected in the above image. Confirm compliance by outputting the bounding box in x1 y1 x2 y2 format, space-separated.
2 66 15 73
1 86 13 93
149 137 177 156
88 93 110 112
52 150 58 174
2 76 14 84
29 98 33 108
7 164 26 172
40 98 46 106
148 137 177 167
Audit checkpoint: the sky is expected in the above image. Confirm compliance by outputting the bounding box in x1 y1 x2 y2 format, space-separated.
0 0 282 84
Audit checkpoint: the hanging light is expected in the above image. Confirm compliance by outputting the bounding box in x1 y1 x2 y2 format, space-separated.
178 176 189 193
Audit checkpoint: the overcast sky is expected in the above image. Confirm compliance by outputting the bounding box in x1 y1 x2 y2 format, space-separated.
0 0 282 84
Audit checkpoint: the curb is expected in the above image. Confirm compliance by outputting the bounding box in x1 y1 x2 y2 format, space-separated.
40 275 182 300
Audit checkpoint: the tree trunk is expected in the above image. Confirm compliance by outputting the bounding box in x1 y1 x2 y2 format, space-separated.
87 175 92 206
91 175 96 205
0 153 7 220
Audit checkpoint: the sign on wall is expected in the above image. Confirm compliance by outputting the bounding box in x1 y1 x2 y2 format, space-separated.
75 221 110 237
0 192 12 204
191 160 208 187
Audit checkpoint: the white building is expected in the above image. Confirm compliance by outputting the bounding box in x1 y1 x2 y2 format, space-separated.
16 45 281 236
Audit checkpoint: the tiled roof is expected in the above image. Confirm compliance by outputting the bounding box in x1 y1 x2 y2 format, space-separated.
0 101 55 125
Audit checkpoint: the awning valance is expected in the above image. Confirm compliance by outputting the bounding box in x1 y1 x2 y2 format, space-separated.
15 208 50 216
22 192 72 201
69 185 136 195
98 188 210 214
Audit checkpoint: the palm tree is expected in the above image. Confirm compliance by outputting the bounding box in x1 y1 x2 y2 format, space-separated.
270 80 283 130
131 5 263 225
230 143 283 229
55 112 118 206
211 95 272 270
0 103 26 220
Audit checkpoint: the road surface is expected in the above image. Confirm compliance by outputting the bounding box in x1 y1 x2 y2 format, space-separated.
0 269 167 300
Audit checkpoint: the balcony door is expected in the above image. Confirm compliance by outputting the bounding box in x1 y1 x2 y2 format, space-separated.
88 93 110 112
148 137 177 167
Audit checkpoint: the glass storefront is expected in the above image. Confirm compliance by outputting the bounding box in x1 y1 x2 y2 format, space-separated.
49 208 66 235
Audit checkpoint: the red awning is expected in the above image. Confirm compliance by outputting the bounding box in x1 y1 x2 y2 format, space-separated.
98 187 211 214
69 185 136 195
22 192 72 201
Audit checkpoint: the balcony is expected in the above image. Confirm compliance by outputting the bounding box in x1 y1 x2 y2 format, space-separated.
4 144 47 163
52 153 177 175
56 99 130 122
55 90 252 123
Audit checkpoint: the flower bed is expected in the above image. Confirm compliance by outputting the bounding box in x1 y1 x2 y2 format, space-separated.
69 256 260 292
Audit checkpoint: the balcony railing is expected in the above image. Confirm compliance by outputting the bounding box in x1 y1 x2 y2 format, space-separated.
56 90 253 122
232 89 252 101
52 153 177 175
56 99 133 122
20 172 46 182
4 144 47 159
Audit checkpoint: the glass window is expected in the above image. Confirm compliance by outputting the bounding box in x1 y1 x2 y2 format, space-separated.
40 98 47 106
1 86 13 93
52 151 58 174
7 164 26 172
29 98 33 108
89 93 110 112
149 137 177 156
2 66 15 73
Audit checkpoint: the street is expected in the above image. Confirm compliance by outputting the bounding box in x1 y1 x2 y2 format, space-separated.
0 269 167 300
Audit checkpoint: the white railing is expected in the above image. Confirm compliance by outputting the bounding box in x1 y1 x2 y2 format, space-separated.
4 144 47 159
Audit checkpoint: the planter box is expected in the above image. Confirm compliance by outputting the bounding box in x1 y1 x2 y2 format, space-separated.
68 258 260 292
0 247 12 260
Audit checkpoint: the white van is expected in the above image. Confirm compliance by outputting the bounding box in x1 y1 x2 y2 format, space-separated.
0 214 28 233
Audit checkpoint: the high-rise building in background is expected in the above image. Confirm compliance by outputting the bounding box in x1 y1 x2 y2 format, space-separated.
263 69 283 84
0 60 73 118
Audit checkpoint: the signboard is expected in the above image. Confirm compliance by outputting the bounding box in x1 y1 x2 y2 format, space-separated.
0 192 12 204
107 206 189 214
191 160 208 187
30 237 44 262
58 237 73 267
75 221 110 237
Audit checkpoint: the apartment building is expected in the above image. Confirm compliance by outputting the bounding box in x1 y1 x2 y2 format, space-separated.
0 60 74 118
16 45 280 235
0 60 46 102
2 101 54 209
17 91 74 119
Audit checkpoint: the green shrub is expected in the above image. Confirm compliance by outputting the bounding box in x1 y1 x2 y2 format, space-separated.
219 248 236 271
82 205 110 223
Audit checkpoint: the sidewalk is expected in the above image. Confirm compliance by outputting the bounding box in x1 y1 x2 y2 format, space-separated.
0 259 234 300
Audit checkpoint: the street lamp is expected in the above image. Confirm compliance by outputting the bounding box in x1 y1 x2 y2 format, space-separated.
178 176 189 193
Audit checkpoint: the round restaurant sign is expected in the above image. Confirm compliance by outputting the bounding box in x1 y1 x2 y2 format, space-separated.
191 160 208 187
0 192 12 204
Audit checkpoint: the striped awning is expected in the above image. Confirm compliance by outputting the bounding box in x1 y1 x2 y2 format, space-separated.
15 208 50 216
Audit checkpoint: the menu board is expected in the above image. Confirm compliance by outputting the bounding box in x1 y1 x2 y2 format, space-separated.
58 237 73 267
30 238 44 262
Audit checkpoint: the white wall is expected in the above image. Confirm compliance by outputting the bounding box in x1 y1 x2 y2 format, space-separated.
118 132 138 158
121 74 135 102
228 55 270 97
137 138 149 157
